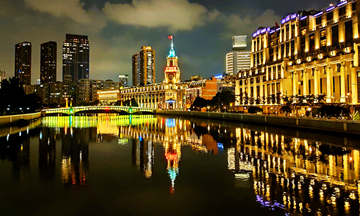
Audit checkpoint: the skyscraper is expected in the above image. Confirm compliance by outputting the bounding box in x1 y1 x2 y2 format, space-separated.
15 41 32 85
40 41 57 84
132 53 140 86
225 51 251 75
225 35 250 75
132 46 155 86
63 34 89 83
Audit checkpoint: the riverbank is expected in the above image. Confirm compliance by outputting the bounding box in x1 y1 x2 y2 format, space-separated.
156 110 360 135
0 112 41 126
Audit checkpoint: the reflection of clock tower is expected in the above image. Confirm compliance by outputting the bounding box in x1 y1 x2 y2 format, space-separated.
164 35 181 84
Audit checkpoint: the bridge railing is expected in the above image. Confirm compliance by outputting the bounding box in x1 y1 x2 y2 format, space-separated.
42 106 154 114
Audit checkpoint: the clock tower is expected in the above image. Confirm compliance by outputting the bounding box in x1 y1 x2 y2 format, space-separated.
164 35 181 84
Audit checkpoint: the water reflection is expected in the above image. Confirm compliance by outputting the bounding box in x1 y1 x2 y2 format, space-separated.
0 114 359 215
132 136 154 179
233 127 360 215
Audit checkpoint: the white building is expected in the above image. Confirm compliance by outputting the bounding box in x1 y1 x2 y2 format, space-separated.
225 35 251 75
225 50 250 75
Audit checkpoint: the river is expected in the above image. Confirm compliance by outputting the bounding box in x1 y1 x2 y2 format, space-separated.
0 114 359 216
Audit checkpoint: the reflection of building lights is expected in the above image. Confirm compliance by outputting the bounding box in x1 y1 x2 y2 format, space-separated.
234 173 250 180
165 118 176 128
255 195 285 210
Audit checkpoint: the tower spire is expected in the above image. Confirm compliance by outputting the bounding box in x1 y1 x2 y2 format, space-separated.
168 34 176 58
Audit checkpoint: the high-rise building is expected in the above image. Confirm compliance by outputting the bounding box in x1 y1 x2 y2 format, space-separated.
90 80 104 103
225 50 251 75
132 53 140 86
140 46 155 86
49 82 64 105
225 52 234 75
40 41 57 84
76 79 90 104
15 41 32 85
63 34 89 83
132 46 155 86
225 35 251 75
232 35 248 49
104 79 118 90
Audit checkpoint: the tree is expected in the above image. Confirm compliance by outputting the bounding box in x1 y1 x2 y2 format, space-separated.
209 89 235 111
0 78 42 115
280 105 292 115
248 106 263 114
191 96 208 111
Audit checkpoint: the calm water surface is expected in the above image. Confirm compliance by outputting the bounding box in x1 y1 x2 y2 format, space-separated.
0 114 359 216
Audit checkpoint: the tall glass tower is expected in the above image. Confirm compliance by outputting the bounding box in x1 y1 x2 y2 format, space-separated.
40 41 57 84
15 41 32 85
62 34 89 83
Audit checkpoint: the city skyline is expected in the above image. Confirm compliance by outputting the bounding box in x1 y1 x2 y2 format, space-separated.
0 0 332 84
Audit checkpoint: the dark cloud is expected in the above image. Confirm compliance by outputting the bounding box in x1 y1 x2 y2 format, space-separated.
0 0 331 84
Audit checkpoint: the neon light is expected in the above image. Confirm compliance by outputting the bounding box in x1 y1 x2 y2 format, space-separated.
326 6 335 12
166 119 176 128
337 1 347 7
314 11 323 17
217 143 224 150
300 16 307 21
280 13 298 25
214 74 223 79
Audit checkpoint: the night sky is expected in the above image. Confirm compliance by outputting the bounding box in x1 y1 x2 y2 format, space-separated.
0 0 332 84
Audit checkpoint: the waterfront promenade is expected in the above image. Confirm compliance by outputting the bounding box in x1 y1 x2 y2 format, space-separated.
0 112 41 126
157 110 360 135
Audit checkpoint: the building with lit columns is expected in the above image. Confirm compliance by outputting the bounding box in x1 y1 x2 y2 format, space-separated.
120 35 218 110
236 0 360 109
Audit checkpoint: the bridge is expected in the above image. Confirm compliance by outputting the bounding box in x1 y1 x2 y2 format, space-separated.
42 106 155 116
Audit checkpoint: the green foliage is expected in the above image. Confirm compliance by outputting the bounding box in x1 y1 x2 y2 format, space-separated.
248 106 263 114
0 78 42 115
191 96 209 111
312 105 350 119
190 89 235 111
280 105 292 113
209 89 235 111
